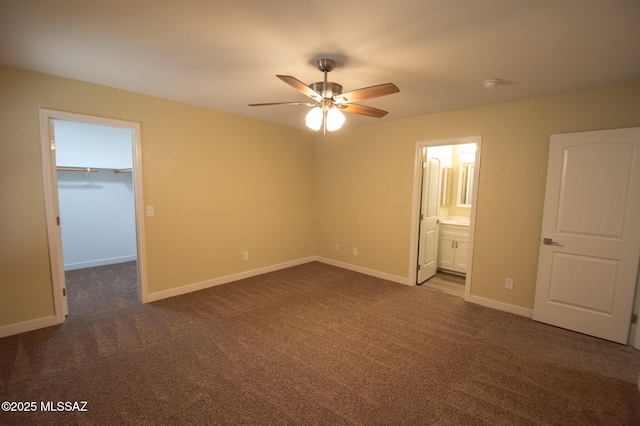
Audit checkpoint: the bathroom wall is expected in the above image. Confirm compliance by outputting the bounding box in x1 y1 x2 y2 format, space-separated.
426 144 472 220
448 144 475 219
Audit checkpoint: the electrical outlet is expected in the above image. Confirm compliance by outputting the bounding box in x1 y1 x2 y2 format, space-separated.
352 247 358 256
505 277 514 289
243 251 249 261
334 244 340 251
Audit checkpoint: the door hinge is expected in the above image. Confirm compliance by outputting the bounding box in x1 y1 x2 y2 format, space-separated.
632 314 638 324
422 161 427 168
56 216 60 226
62 288 66 297
417 264 422 271
420 214 424 220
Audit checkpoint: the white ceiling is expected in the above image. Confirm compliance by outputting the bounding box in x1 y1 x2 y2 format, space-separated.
1 0 639 131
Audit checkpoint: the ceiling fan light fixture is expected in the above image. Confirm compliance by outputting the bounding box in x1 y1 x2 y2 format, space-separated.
250 58 399 130
326 107 345 131
305 107 323 131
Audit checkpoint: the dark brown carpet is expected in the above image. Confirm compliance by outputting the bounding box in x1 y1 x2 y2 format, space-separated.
1 261 639 425
65 261 140 316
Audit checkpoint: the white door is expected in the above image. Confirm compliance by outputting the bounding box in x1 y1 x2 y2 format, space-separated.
47 119 69 317
533 128 640 344
417 157 440 283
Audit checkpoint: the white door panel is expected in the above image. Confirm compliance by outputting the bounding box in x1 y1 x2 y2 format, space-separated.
417 157 440 283
533 128 640 344
548 253 617 313
557 143 631 237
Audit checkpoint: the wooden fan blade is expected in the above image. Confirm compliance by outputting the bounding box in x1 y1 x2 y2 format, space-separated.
277 75 323 101
335 83 399 103
249 102 314 107
339 104 388 118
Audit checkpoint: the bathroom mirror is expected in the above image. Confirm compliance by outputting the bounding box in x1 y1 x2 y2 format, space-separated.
457 163 474 207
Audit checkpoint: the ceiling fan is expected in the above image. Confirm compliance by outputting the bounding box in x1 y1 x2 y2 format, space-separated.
249 59 399 132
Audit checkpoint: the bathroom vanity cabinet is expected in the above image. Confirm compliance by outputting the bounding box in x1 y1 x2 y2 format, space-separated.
438 224 469 275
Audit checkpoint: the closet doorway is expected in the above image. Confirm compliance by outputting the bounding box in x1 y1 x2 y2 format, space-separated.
410 136 481 300
39 109 148 323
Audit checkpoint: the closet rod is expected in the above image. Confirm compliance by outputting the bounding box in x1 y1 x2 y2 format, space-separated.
113 168 132 173
57 167 99 173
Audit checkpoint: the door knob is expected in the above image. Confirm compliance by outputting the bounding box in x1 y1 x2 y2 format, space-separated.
543 237 561 246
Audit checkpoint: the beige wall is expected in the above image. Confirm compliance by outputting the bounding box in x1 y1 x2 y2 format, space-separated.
2 62 640 332
0 65 316 328
316 83 640 309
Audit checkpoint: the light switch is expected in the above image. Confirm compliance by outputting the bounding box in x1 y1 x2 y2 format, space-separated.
146 206 154 217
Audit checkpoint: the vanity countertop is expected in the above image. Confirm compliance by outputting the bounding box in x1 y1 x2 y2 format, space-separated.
440 219 470 227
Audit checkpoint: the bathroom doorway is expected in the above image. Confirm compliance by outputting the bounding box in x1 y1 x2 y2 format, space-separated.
410 136 481 300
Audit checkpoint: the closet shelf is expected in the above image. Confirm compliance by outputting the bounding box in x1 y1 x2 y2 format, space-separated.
56 167 132 173
57 167 98 173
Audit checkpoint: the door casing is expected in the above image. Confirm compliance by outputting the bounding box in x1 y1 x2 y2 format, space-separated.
39 109 148 324
409 135 482 299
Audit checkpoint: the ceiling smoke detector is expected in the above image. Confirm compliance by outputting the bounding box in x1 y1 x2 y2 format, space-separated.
483 79 501 89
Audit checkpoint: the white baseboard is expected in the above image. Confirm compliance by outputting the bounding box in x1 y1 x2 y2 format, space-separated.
0 315 62 338
314 260 532 318
64 255 137 271
315 257 410 286
467 294 533 318
146 256 317 303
